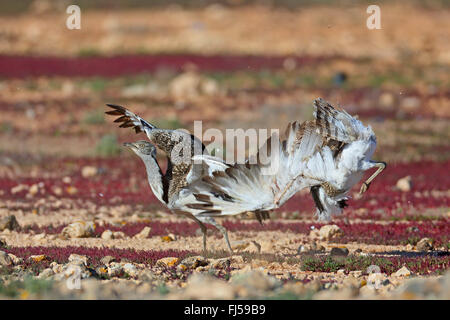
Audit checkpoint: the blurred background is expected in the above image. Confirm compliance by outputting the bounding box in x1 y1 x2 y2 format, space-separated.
0 0 448 212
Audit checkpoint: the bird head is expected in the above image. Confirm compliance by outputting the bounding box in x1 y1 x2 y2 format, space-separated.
123 141 157 159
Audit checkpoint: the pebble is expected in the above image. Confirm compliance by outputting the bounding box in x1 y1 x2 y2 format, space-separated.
0 250 12 266
8 253 23 265
392 266 412 277
68 254 89 266
318 225 343 240
416 238 434 251
180 256 209 269
210 258 231 270
113 231 126 239
101 230 114 240
81 166 98 178
156 257 179 268
28 254 47 262
61 221 95 238
134 226 151 239
329 247 349 257
38 268 54 279
0 215 20 231
396 176 412 192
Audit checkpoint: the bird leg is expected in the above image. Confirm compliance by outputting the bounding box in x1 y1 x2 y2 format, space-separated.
195 219 208 254
202 217 234 254
360 161 386 194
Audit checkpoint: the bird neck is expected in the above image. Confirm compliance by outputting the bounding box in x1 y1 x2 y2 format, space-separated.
142 155 166 204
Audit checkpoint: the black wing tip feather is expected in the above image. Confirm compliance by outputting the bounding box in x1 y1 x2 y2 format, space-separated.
105 103 127 116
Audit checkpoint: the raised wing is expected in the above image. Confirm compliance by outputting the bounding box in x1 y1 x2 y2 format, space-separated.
187 126 327 217
105 104 156 135
106 103 207 159
313 98 367 143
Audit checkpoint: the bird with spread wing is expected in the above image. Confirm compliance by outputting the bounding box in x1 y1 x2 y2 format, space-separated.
190 98 386 221
106 98 386 252
106 104 236 252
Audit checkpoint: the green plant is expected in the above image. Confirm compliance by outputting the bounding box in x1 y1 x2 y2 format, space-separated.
95 134 121 156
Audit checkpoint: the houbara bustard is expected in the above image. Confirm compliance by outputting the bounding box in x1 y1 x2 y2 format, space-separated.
189 98 386 221
106 98 385 251
106 104 239 252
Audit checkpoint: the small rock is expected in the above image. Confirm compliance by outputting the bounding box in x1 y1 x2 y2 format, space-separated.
62 176 72 184
210 258 231 269
100 256 116 266
336 269 346 275
379 92 395 108
134 226 151 239
401 96 421 110
28 254 47 262
10 184 28 194
101 230 114 240
416 238 434 251
28 184 39 196
0 250 12 266
66 186 78 195
396 176 412 192
0 215 20 231
38 268 54 279
180 256 209 269
7 253 22 265
61 221 95 238
156 257 179 268
297 245 310 254
68 254 89 266
161 235 175 242
318 225 343 240
392 266 412 277
52 186 63 196
81 166 98 178
112 231 126 239
329 247 349 257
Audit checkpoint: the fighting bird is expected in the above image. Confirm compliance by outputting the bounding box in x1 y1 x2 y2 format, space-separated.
106 104 237 252
190 98 386 221
106 98 386 252
122 140 234 252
